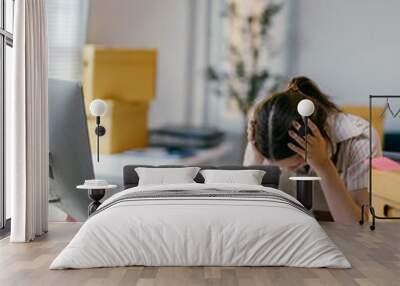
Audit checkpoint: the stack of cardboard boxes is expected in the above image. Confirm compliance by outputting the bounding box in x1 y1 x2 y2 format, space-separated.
372 169 400 217
82 45 157 154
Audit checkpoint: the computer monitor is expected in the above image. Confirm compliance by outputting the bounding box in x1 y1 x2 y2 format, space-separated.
48 79 94 221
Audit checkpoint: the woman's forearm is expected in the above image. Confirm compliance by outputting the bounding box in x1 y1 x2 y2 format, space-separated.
315 161 361 223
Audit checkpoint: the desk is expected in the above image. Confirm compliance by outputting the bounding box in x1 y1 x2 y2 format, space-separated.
93 141 234 185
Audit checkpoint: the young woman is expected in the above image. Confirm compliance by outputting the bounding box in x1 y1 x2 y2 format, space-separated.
244 76 382 223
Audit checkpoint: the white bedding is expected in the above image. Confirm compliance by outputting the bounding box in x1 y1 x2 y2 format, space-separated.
50 183 351 269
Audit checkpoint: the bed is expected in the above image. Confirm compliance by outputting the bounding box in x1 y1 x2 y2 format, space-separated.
50 165 350 269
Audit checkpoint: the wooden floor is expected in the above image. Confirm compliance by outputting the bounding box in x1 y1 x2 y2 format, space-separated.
0 222 399 286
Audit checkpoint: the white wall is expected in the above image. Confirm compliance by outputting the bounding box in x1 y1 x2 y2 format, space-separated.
288 0 400 131
87 0 191 128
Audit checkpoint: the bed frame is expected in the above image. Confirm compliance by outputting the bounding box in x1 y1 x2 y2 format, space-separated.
123 165 281 190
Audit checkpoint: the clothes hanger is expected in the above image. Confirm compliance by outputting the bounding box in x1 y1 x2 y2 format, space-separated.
393 105 400 118
380 98 397 118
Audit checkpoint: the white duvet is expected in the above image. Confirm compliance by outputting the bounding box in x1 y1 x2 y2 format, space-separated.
50 183 351 269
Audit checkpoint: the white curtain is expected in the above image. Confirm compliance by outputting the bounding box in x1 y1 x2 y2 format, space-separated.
8 0 49 242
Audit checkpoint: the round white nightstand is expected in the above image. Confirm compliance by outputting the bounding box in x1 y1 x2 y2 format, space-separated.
77 184 117 216
289 176 321 210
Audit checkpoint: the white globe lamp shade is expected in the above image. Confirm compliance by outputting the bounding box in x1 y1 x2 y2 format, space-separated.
89 99 107 117
297 99 315 117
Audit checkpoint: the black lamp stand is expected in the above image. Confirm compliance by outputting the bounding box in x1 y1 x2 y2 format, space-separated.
290 115 321 211
87 189 106 216
94 116 106 162
303 116 309 162
296 180 313 210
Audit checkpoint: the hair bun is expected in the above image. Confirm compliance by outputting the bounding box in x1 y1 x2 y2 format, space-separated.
287 76 310 93
287 81 300 92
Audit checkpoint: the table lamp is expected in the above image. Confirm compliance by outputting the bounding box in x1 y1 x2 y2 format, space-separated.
89 99 107 162
289 99 321 210
297 99 315 163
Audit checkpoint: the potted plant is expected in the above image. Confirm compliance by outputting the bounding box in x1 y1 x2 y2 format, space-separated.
207 0 282 155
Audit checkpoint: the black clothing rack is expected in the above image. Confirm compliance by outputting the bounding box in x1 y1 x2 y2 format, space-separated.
359 95 400 230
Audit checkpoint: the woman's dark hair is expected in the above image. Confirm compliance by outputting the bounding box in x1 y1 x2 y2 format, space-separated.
254 76 340 160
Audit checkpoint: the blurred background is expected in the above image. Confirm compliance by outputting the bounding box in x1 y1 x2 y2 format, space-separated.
44 0 400 221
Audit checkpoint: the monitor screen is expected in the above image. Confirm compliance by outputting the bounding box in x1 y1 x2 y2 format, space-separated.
48 79 94 221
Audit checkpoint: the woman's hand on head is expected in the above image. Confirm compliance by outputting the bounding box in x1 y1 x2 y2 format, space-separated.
287 119 331 173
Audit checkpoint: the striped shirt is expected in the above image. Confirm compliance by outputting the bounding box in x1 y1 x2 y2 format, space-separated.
244 112 382 211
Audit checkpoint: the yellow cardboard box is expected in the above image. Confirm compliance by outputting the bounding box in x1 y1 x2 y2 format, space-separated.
372 169 400 217
82 45 157 106
87 100 149 154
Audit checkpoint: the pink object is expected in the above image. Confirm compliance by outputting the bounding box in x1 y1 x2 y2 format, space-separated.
371 156 400 171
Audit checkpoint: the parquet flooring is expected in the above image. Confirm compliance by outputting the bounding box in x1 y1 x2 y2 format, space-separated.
0 222 399 286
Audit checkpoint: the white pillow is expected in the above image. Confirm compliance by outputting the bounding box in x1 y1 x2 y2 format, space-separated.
135 167 201 186
200 169 266 185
